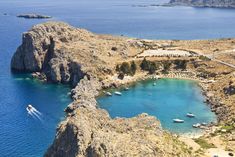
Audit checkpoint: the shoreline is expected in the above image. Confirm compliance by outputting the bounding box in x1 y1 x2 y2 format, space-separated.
96 70 218 138
10 22 235 156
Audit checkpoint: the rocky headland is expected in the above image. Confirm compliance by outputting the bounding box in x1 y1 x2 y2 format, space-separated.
17 14 51 19
168 0 235 8
11 21 235 156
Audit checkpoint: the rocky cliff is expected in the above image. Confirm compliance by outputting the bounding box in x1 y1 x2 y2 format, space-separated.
45 77 191 157
11 22 138 86
11 22 192 157
169 0 235 8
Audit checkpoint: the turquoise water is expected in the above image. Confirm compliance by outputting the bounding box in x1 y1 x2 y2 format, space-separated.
0 0 234 156
98 79 217 134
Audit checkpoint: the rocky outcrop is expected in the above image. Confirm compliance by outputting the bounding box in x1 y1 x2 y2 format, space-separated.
169 0 235 8
11 22 86 86
45 108 190 157
45 80 191 157
17 14 51 19
11 22 140 86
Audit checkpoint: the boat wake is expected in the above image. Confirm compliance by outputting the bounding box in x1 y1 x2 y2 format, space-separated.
26 104 43 121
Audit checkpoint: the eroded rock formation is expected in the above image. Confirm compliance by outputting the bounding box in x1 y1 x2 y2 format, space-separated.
11 22 141 86
45 77 191 157
11 22 192 157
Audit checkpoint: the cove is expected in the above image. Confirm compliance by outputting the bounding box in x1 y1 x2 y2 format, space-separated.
98 78 217 134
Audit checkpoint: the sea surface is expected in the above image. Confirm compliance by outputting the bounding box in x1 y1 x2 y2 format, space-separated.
98 79 217 134
0 0 234 156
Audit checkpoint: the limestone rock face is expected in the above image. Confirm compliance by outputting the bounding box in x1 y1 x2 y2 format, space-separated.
12 22 193 157
44 77 191 157
11 22 139 86
45 105 191 157
11 22 86 86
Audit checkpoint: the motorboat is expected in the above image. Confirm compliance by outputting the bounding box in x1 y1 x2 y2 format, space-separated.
26 104 33 112
106 92 112 96
124 87 129 91
186 113 195 118
192 123 201 128
201 122 207 126
114 91 122 96
173 119 184 123
153 83 157 86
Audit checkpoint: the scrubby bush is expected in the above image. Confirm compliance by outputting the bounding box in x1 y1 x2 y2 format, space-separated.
140 58 158 74
194 138 215 149
174 59 187 70
115 64 120 72
120 62 131 75
162 61 172 73
199 55 210 61
111 47 118 51
116 61 137 77
130 61 137 76
118 73 124 80
140 58 149 71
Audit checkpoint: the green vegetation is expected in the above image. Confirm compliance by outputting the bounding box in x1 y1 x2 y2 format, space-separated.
140 58 158 74
116 61 137 77
111 46 118 51
221 124 235 133
162 61 172 73
199 55 210 61
116 64 120 72
120 62 131 75
194 138 216 149
130 61 137 76
174 59 187 70
118 73 124 80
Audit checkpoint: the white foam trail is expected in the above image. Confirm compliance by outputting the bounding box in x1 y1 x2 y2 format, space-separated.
26 105 44 122
31 111 43 121
27 111 38 120
31 107 42 115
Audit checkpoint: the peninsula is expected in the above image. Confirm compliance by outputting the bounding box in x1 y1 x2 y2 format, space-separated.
11 22 235 156
168 0 235 8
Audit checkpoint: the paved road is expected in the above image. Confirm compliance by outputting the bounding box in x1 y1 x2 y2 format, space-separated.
213 59 235 69
198 52 235 69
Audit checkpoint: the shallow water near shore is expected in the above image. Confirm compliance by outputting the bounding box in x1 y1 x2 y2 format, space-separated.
98 79 217 134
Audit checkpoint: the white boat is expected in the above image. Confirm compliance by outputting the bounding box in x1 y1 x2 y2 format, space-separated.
186 113 195 118
124 87 129 91
192 123 201 128
26 104 33 113
201 122 207 126
106 92 112 96
173 119 184 123
153 83 157 86
114 91 122 96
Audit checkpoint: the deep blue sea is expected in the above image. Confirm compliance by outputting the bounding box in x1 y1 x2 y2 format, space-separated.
98 79 217 134
0 0 234 156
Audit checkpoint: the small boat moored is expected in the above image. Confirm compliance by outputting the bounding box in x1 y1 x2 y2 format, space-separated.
106 92 112 96
114 91 122 96
173 119 184 123
192 123 201 128
153 83 157 86
201 122 207 126
124 87 129 91
186 113 195 118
